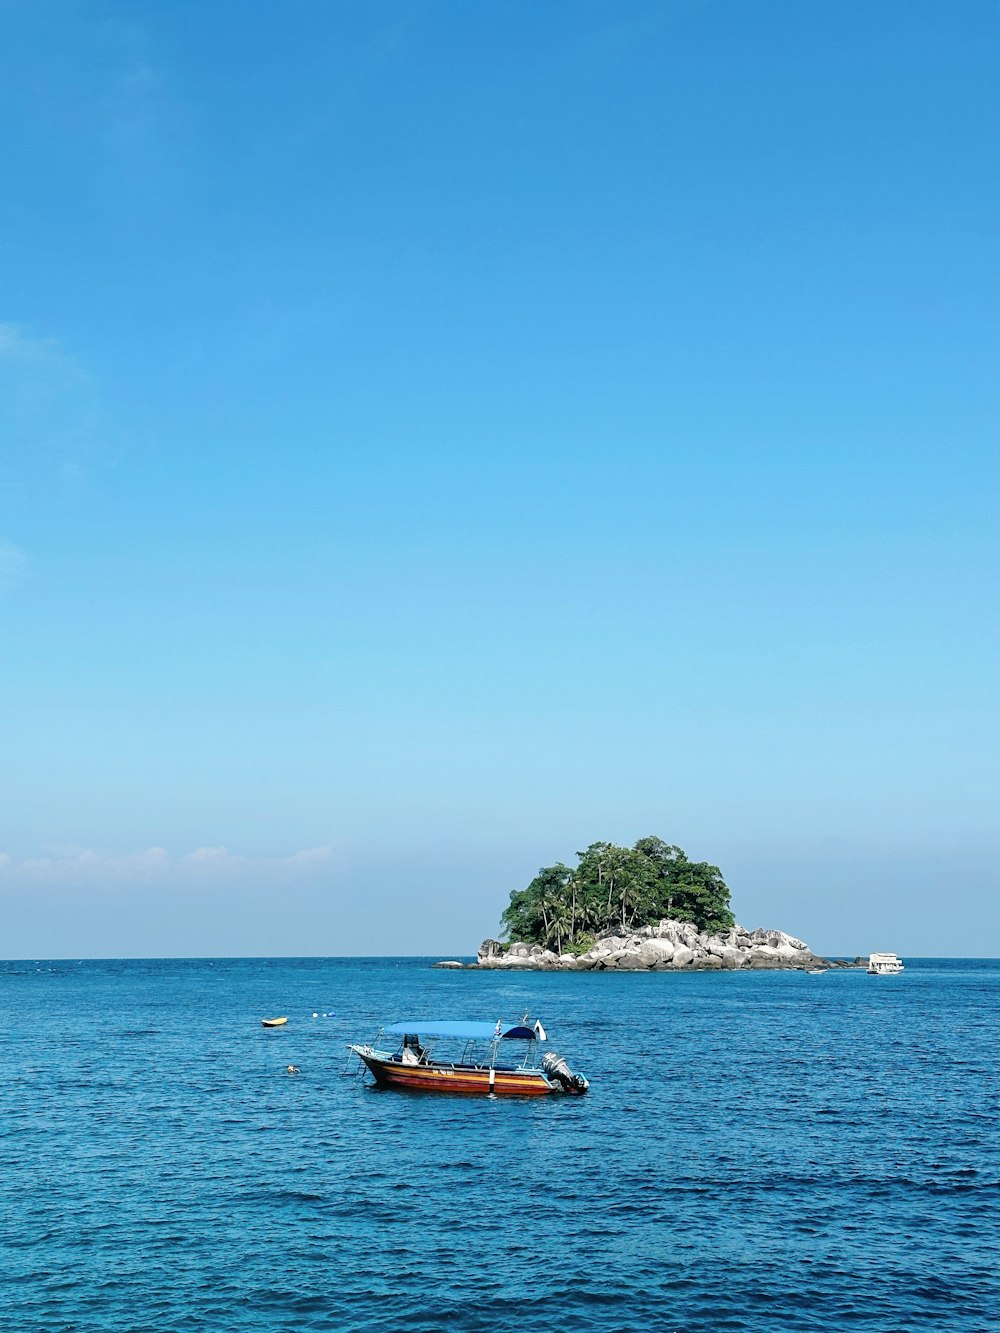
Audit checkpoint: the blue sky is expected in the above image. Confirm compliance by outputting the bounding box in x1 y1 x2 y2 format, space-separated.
1 1 996 957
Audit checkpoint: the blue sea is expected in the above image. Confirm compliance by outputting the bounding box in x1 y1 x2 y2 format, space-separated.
1 957 997 1332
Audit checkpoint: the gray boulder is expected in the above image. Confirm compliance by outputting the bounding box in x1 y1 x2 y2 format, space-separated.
750 944 782 961
617 954 649 971
638 938 676 966
717 947 748 969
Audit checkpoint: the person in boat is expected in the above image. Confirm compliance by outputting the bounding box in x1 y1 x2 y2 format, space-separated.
399 1033 428 1065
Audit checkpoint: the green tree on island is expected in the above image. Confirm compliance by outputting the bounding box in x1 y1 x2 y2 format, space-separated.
500 836 734 950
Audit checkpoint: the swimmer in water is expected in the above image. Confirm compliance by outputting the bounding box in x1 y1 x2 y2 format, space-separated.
286 1064 300 1075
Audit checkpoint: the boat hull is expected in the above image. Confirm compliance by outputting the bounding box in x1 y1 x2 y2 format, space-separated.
357 1051 556 1097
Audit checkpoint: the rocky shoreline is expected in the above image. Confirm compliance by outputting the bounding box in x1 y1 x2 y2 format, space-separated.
460 919 856 971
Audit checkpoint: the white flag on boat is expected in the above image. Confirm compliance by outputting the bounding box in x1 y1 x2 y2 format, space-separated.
533 1019 547 1041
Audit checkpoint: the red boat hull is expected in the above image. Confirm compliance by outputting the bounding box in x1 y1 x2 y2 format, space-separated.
360 1053 555 1097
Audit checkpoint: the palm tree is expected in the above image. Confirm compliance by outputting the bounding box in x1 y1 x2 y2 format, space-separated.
544 899 573 954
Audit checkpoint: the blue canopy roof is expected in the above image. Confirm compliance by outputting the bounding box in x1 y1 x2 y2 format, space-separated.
383 1020 539 1041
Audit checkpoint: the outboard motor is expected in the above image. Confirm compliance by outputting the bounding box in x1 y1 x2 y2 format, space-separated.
542 1050 589 1094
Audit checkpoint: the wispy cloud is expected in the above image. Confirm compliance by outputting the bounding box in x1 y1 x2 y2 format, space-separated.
0 322 58 362
0 844 339 888
0 320 105 489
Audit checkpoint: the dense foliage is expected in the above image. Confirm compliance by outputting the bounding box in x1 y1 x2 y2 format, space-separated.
500 836 734 953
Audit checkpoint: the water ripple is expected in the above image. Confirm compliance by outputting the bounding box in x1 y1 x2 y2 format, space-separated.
0 957 997 1330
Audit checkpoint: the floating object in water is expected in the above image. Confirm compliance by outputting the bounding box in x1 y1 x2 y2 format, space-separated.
313 1012 319 1018
261 1016 288 1028
286 1064 300 1075
347 1017 588 1097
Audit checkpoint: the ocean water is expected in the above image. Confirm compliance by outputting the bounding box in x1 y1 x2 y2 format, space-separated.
1 958 997 1332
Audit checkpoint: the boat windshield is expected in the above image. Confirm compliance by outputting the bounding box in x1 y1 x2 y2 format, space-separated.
375 1021 542 1071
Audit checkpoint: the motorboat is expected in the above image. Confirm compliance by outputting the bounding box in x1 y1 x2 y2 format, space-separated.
347 1017 589 1097
866 953 904 975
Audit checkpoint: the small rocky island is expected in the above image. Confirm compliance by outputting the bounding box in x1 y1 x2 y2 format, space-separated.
466 835 847 972
477 920 838 971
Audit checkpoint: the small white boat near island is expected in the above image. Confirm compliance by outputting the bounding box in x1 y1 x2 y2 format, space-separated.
867 952 904 975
